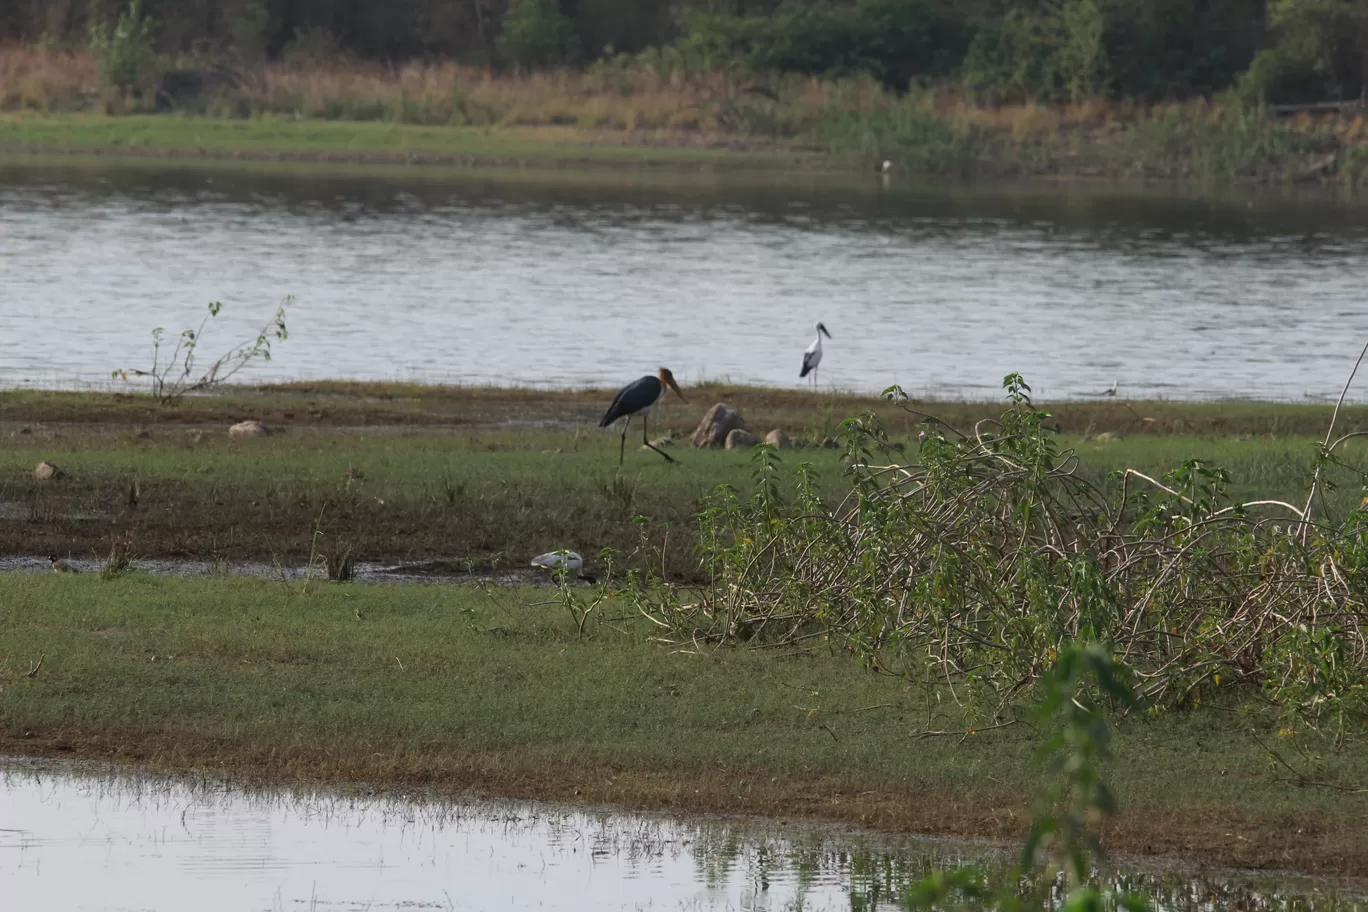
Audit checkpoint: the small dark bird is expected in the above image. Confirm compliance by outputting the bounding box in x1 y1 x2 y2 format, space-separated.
48 555 78 574
600 367 687 465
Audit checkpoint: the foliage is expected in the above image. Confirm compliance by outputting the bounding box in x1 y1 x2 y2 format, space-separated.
87 0 158 94
679 0 969 89
498 0 580 69
630 373 1368 734
1240 0 1368 103
114 299 290 406
904 643 1148 911
16 0 1368 107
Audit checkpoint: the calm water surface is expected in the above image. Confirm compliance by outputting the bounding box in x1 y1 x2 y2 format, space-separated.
3 161 1368 400
0 760 1360 911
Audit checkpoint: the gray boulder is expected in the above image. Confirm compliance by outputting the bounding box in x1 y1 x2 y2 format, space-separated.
725 428 761 449
692 404 748 447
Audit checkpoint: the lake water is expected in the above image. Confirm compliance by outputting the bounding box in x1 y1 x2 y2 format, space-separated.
0 759 1360 911
3 159 1368 401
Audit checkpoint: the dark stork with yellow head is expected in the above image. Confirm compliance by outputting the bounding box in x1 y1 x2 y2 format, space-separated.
600 367 687 465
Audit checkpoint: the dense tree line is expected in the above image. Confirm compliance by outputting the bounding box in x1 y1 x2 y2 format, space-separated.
5 0 1368 104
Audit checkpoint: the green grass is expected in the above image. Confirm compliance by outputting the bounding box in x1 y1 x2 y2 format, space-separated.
5 410 1365 574
0 573 1364 874
0 113 817 170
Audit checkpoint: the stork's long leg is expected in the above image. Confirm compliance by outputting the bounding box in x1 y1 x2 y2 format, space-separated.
619 416 630 466
641 413 676 464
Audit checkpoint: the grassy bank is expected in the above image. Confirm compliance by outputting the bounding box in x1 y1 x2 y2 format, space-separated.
1 573 1365 875
5 385 1368 575
0 113 809 170
5 48 1368 181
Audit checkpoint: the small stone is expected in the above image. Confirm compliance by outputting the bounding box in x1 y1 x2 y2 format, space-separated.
229 420 269 438
692 404 749 448
765 429 793 449
1094 431 1123 442
724 428 761 449
34 461 62 480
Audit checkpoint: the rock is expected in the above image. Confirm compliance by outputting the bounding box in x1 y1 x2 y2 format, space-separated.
725 428 761 449
1094 431 1123 442
692 404 748 448
765 429 793 449
229 420 269 438
34 461 62 480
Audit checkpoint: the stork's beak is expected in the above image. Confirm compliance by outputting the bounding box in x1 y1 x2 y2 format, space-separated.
667 375 687 404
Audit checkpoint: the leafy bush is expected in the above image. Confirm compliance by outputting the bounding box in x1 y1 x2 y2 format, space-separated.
961 8 1065 104
88 0 157 95
498 0 580 69
960 0 1108 103
630 373 1368 734
1239 0 1368 103
680 0 969 90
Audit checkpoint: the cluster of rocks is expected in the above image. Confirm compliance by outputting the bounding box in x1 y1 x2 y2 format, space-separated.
689 404 797 450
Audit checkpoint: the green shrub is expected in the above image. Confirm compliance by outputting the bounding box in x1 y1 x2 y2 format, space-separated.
498 0 580 69
680 0 969 90
88 0 158 95
629 373 1368 734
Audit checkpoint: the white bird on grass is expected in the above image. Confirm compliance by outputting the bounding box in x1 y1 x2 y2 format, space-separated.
530 550 597 584
800 322 832 390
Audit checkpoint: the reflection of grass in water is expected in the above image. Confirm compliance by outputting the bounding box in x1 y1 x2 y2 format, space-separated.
0 757 1355 909
2 573 1368 875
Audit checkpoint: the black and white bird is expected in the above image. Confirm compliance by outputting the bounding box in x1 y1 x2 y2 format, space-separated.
799 322 832 389
599 367 687 465
1101 380 1118 397
48 555 78 573
530 550 597 584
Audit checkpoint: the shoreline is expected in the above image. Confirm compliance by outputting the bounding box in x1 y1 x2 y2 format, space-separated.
2 390 1366 878
2 383 1366 437
2 751 1365 891
1 111 1364 189
3 599 1365 880
0 114 822 172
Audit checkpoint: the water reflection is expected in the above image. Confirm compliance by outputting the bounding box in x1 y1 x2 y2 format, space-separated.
2 160 1368 400
0 759 1360 911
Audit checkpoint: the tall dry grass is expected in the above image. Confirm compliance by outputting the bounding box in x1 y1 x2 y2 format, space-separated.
0 46 894 135
0 46 99 110
7 45 1368 180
